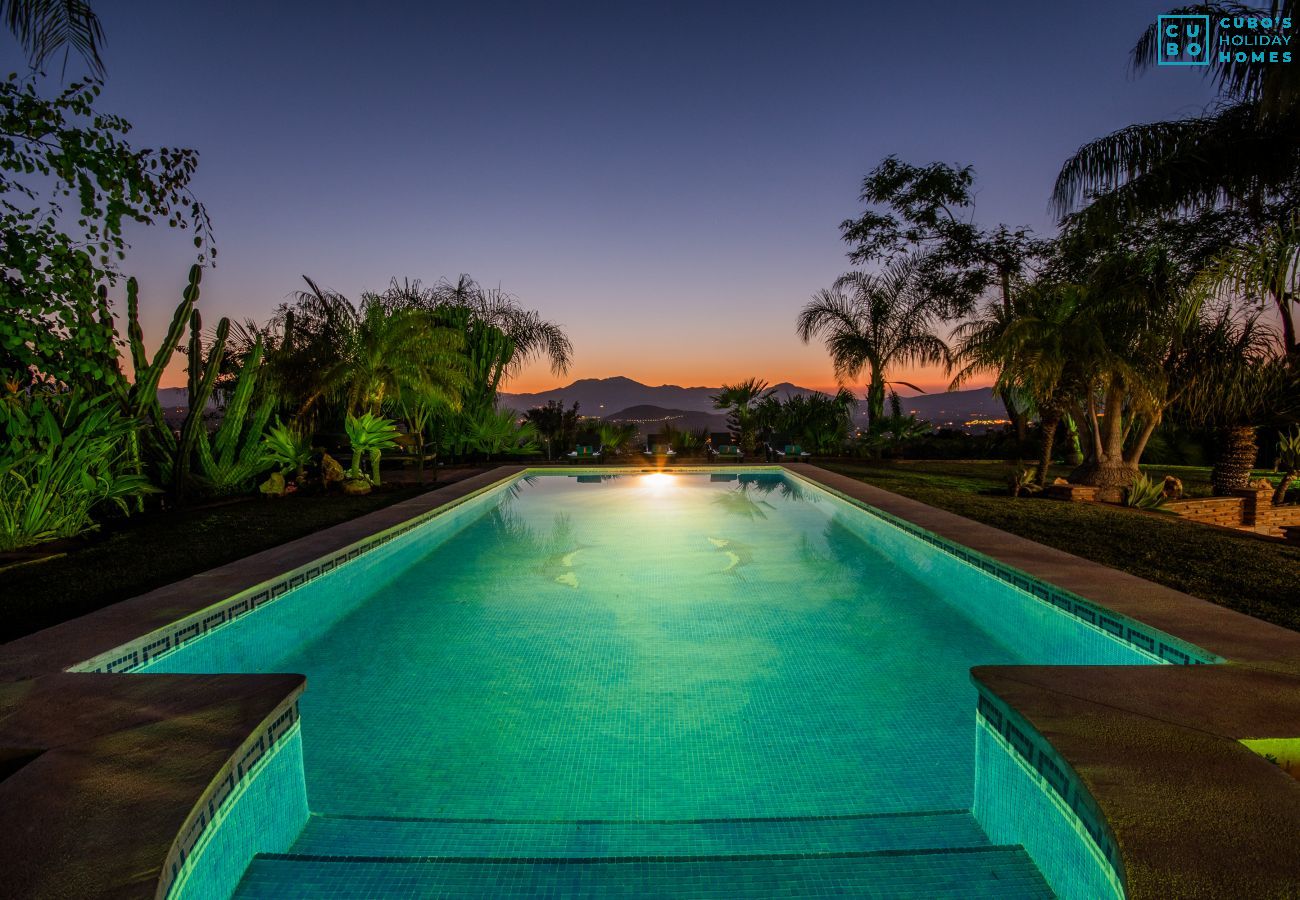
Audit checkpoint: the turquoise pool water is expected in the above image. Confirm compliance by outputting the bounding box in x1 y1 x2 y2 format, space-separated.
144 470 1163 897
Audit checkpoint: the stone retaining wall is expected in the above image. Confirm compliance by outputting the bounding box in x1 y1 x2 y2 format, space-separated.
1165 496 1246 529
1167 485 1299 536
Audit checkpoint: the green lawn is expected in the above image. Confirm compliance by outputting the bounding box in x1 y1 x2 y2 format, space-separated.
0 481 454 644
821 460 1300 633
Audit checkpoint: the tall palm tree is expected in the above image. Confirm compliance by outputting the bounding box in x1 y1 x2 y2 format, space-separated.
711 378 774 454
1 0 105 75
950 281 1090 485
289 277 467 420
796 258 948 426
433 275 573 395
1047 243 1251 491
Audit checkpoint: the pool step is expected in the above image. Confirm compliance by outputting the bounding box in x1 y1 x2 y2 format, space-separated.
232 811 1055 897
233 846 1053 898
289 808 993 858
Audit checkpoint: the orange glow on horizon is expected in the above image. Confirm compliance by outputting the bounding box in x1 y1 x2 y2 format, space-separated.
500 361 988 398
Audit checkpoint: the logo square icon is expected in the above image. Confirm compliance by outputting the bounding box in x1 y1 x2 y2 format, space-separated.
1157 14 1211 65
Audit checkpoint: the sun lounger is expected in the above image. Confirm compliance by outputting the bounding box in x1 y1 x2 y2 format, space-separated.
566 444 602 463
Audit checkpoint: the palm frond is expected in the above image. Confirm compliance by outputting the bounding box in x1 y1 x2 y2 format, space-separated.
1 0 105 76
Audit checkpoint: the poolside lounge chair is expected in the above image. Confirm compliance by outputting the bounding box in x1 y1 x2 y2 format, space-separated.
566 444 602 464
643 443 677 462
774 444 811 462
713 444 743 462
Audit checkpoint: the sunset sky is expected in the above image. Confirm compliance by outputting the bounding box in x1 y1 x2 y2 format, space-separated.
11 1 1217 395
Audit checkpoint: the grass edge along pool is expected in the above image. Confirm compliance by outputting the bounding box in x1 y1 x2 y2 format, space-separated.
78 467 1217 900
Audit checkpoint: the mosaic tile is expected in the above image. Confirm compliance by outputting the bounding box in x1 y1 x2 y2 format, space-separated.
128 471 1188 897
232 846 1053 898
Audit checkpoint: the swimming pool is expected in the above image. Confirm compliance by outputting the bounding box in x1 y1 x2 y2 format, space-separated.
137 469 1206 898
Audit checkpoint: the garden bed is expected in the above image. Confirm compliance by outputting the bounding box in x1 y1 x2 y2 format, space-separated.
0 468 487 644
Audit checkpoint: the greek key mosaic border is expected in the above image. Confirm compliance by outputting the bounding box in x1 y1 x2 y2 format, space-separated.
160 700 302 899
72 472 521 675
784 470 1219 666
975 688 1127 897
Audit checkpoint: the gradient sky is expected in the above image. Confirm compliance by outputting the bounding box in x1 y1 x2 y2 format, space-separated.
6 1 1219 394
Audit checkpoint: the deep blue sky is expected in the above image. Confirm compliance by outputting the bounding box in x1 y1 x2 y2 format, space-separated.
6 1 1218 391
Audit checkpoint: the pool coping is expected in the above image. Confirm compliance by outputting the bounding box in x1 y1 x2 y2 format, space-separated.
2 462 1299 898
784 463 1300 898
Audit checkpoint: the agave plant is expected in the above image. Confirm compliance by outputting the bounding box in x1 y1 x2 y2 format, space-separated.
0 391 157 551
1007 468 1041 499
344 412 400 484
263 418 314 482
1124 474 1168 510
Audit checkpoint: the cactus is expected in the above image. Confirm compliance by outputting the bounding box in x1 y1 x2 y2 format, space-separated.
173 311 227 499
108 265 274 501
97 266 203 504
122 265 202 430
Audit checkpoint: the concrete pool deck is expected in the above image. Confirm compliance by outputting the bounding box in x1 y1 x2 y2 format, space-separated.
0 462 1298 898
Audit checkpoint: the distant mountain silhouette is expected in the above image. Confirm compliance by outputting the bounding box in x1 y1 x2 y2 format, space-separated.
892 387 1004 429
604 405 728 432
498 376 823 415
500 377 1003 430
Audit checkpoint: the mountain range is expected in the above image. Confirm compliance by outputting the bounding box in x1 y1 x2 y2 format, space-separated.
499 377 1005 429
498 376 818 416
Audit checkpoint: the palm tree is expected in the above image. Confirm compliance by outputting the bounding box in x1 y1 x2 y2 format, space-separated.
468 407 538 461
1175 309 1291 494
769 390 858 454
2 0 105 75
710 378 774 453
1197 211 1300 355
1065 246 1207 489
950 281 1089 485
796 258 948 427
1274 428 1300 504
1053 3 1300 244
431 275 573 410
288 277 467 420
596 422 638 458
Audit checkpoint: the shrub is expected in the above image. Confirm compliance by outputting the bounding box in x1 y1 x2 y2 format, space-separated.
1008 468 1041 498
0 391 156 550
